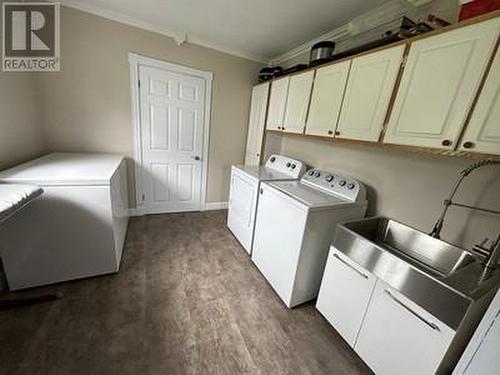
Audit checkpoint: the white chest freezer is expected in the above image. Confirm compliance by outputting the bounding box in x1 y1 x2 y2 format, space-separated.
0 153 129 290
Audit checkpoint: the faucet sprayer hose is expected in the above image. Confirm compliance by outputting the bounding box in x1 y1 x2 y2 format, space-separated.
461 159 500 176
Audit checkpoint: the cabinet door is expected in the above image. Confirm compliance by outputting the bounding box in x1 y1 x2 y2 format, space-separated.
266 77 289 131
458 46 500 155
355 280 455 375
283 70 315 134
316 248 377 347
337 45 405 142
384 18 500 149
305 61 351 137
245 83 270 165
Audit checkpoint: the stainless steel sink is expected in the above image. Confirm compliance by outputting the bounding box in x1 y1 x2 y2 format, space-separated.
343 217 476 277
332 217 500 330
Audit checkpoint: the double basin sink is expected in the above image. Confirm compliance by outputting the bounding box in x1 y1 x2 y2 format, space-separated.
333 217 500 330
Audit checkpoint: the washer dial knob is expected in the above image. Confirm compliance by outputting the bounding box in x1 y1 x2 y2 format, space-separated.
314 171 321 178
325 175 334 182
286 162 291 168
270 157 276 163
339 180 346 186
291 164 296 169
308 170 315 176
347 183 355 190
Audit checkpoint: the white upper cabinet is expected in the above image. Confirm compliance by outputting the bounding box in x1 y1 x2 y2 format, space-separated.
245 82 270 165
283 70 315 134
384 18 500 149
266 77 289 131
458 45 500 155
337 45 405 142
306 60 351 137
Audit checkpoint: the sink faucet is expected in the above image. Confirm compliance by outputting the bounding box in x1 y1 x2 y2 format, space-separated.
430 159 500 269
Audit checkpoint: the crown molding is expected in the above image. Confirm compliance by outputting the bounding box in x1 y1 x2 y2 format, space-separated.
406 0 434 6
59 0 268 63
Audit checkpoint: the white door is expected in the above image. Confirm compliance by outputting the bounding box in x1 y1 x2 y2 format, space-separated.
139 65 206 213
337 45 405 142
266 77 289 131
283 70 315 134
226 169 258 254
384 18 500 149
458 46 500 155
316 248 377 347
245 83 270 165
252 183 307 307
305 60 351 137
355 280 455 375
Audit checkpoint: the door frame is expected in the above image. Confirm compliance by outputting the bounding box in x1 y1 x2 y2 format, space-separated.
128 52 213 215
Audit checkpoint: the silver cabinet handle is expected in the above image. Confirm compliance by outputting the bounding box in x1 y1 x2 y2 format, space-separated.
333 253 368 279
384 290 441 332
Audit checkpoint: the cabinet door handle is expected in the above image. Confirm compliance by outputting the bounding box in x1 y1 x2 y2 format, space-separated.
384 290 441 332
333 253 368 279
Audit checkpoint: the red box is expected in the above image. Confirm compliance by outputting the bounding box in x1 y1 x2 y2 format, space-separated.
459 0 500 21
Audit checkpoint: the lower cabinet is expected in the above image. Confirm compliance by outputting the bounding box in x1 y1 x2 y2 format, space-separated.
355 280 456 375
317 250 458 374
316 248 377 347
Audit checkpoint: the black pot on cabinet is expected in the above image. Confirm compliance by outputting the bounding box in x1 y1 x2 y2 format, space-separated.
309 41 335 66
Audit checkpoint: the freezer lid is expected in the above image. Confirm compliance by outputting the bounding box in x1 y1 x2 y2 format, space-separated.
232 165 299 181
266 180 353 208
0 153 124 186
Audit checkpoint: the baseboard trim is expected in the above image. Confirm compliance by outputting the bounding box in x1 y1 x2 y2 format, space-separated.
129 207 145 217
129 202 227 215
204 202 228 211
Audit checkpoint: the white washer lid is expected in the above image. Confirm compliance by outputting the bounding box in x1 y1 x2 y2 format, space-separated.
0 153 124 186
267 180 354 208
232 165 299 181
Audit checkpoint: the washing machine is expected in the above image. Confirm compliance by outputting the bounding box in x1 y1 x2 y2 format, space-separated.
252 168 367 308
227 155 305 255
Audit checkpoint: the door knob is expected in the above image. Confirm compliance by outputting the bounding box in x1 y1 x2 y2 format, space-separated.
193 156 201 161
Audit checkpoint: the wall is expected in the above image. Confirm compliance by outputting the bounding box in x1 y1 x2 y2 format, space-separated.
0 72 45 169
272 136 500 250
36 6 262 206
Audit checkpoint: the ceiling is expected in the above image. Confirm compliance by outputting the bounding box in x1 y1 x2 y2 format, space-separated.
60 0 391 62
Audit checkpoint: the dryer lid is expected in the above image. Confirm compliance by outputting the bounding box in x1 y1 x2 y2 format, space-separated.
232 165 299 181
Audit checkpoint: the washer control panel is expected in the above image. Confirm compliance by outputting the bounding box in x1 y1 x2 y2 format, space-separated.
265 154 306 178
302 168 366 202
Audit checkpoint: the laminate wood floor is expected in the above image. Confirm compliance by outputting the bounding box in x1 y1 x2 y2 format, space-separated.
0 211 372 375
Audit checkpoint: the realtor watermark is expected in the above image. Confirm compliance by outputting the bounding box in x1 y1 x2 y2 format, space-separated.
2 2 60 71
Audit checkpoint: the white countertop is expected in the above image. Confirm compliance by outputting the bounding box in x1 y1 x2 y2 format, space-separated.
0 153 125 186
